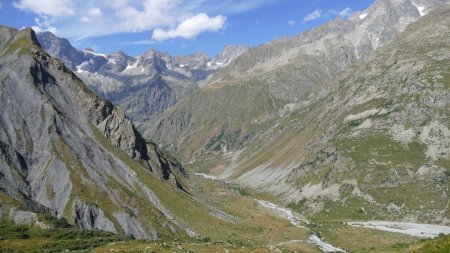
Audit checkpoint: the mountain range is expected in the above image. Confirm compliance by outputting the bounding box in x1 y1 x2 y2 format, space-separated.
37 32 248 125
1 0 450 251
144 0 450 221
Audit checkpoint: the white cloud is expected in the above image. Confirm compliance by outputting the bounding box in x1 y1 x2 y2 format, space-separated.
288 20 295 26
152 13 226 41
30 26 43 33
31 25 57 34
88 8 102 17
32 17 58 34
303 9 322 23
13 0 75 17
338 7 353 18
218 0 277 14
327 7 353 19
179 0 278 15
13 0 279 40
107 0 129 9
80 7 102 23
115 0 179 33
119 40 158 45
302 7 353 25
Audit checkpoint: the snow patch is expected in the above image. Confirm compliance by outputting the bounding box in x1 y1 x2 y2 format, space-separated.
123 61 138 72
412 2 426 16
347 221 450 238
76 68 86 74
359 13 368 19
75 62 89 74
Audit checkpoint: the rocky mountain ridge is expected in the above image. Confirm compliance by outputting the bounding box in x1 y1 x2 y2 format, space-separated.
145 0 450 160
0 26 198 239
37 31 248 124
209 0 442 84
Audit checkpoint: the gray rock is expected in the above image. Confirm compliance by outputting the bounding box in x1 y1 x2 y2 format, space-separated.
143 0 450 161
73 199 117 233
0 26 192 238
37 33 247 126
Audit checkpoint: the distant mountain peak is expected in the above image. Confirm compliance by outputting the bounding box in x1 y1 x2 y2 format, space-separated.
213 44 249 65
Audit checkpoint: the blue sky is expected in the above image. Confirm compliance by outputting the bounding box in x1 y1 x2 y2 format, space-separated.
0 0 374 57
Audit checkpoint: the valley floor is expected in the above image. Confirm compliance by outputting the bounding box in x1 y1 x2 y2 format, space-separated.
1 172 448 253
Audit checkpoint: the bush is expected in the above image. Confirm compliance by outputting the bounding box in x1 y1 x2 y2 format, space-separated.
392 242 409 250
201 236 211 243
37 213 71 228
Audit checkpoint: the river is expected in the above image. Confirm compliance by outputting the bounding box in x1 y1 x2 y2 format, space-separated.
194 173 346 252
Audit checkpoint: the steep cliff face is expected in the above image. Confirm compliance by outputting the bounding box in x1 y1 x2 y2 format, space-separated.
0 26 192 239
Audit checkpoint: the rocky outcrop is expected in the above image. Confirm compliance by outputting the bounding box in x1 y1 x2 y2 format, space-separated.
73 199 117 234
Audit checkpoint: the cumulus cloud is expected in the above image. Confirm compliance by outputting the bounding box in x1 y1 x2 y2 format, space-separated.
288 20 295 26
13 0 75 17
12 0 278 40
152 13 226 41
115 0 179 33
303 9 322 23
